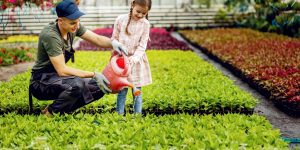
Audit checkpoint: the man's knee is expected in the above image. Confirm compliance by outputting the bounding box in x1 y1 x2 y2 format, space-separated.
67 77 86 95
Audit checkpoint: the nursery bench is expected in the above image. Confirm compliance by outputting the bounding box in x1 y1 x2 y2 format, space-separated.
0 6 234 35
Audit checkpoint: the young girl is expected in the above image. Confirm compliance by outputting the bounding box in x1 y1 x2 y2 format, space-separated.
111 0 152 114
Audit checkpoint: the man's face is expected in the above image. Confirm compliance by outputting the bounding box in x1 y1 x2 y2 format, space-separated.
59 17 80 33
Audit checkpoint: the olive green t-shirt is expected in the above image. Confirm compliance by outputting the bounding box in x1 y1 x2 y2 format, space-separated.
32 22 87 71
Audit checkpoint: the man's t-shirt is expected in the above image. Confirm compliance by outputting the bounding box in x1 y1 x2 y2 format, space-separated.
32 22 87 71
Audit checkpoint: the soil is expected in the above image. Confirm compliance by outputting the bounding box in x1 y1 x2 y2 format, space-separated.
0 34 299 148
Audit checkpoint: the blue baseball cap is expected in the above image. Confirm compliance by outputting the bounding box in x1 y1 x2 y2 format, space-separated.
56 0 85 20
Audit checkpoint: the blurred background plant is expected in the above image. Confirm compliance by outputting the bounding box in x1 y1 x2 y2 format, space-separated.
0 46 36 66
0 35 38 43
0 35 39 50
216 0 300 37
198 0 211 8
0 0 61 11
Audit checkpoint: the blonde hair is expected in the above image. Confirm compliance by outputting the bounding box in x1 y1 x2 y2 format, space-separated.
126 0 152 35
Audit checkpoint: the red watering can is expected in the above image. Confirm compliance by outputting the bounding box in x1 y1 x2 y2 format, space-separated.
102 51 141 96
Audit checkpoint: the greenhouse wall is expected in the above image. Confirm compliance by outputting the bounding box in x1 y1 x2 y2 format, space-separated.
80 0 226 7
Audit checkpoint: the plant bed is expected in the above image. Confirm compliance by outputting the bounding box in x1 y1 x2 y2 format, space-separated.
179 28 300 116
0 35 39 49
0 51 257 115
179 34 273 100
76 28 190 51
0 47 35 66
0 35 39 43
0 113 288 149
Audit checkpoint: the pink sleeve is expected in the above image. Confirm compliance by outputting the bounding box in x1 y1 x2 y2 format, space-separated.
130 21 150 63
111 16 121 41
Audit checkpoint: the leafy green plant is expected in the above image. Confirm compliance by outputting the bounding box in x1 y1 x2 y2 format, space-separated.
0 35 38 43
215 8 229 22
0 113 289 149
0 51 257 114
198 0 211 8
222 0 300 37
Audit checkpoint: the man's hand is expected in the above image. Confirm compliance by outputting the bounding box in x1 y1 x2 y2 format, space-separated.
93 72 112 94
112 39 128 55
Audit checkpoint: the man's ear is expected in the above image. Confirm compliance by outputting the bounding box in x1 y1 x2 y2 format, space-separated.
57 18 63 25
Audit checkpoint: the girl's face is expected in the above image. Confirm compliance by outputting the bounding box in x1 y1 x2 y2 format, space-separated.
132 4 148 21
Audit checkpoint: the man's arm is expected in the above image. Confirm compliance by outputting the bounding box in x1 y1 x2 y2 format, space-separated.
80 29 128 55
50 51 111 93
50 54 94 77
80 30 112 48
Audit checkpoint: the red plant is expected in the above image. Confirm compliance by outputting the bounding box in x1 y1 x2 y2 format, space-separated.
0 47 35 66
181 28 300 107
1 0 56 11
1 4 7 10
77 28 190 51
1 48 6 54
26 52 33 58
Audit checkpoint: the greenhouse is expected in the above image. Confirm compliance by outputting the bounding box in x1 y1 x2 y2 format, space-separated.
0 0 299 149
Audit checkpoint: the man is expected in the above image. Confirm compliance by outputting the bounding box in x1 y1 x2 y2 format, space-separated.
29 0 128 116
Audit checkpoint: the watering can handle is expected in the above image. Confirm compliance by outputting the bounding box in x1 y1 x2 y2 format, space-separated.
111 51 130 76
111 50 120 58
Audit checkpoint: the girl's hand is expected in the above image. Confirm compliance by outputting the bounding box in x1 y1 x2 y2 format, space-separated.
128 56 140 64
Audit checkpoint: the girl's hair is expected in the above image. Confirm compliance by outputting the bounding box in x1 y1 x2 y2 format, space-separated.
126 0 152 35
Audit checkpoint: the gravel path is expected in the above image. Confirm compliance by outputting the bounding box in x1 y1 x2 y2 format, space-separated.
0 62 34 81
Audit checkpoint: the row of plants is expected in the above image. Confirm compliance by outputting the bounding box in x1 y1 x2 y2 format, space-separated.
0 46 35 66
220 0 300 37
0 35 288 148
0 35 39 66
179 28 300 115
76 28 190 51
0 51 257 114
0 35 38 43
0 113 288 149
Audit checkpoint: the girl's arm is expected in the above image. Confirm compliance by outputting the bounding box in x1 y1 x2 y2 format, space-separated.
130 22 150 63
111 16 121 41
